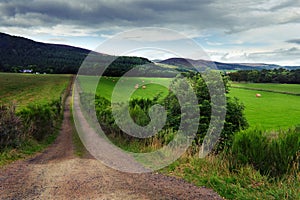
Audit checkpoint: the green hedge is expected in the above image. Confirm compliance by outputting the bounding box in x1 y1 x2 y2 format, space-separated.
0 105 24 149
18 99 63 141
0 99 63 150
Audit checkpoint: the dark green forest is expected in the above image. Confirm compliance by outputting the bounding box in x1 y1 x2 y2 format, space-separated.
228 68 300 83
0 32 154 76
0 33 90 74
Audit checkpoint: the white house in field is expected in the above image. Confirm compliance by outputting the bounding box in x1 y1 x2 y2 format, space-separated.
22 69 33 73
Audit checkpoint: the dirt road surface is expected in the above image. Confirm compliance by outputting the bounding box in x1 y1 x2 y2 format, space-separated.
0 86 222 200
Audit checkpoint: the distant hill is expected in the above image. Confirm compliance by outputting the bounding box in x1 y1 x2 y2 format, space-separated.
0 32 151 75
159 58 300 71
0 32 93 73
1 32 299 75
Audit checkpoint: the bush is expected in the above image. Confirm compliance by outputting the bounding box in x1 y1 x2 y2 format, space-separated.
18 100 62 141
229 128 300 178
0 105 24 149
164 72 248 153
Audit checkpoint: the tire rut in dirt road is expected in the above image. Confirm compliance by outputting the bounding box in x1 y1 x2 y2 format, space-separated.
0 82 222 200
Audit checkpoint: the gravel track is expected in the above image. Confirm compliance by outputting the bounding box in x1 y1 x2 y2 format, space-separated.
0 83 222 200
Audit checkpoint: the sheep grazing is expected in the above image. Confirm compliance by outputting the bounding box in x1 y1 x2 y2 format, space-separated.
142 85 146 89
134 84 139 89
256 93 261 97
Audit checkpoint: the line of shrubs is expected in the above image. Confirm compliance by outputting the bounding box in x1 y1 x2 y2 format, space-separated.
228 128 299 178
81 92 299 178
0 99 63 151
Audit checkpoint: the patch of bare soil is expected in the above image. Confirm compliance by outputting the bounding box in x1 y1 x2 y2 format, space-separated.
0 85 222 200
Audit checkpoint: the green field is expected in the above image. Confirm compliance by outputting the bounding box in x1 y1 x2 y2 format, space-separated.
0 73 71 109
78 76 300 130
78 76 171 101
229 86 300 130
231 82 300 95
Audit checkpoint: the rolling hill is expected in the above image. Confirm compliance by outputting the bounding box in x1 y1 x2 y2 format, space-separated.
1 32 299 75
0 32 92 73
0 32 151 75
158 58 300 71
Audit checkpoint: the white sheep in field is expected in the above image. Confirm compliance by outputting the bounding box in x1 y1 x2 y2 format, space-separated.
256 93 261 97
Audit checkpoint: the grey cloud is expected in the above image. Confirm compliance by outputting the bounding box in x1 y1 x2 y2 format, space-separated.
246 47 300 62
286 39 300 45
270 0 300 11
217 47 300 65
0 0 299 36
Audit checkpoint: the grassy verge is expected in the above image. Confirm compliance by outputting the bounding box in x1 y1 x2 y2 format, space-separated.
107 126 299 199
0 129 58 167
98 134 299 199
161 155 299 200
70 89 87 158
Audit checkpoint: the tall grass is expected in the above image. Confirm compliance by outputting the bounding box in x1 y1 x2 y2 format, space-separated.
0 105 24 149
162 154 299 200
161 127 300 199
229 128 300 178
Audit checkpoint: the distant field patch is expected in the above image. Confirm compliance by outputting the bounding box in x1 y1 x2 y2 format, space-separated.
231 83 300 95
0 73 71 109
78 76 171 101
229 86 300 130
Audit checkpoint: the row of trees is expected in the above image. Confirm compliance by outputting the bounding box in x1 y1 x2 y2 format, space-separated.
228 68 300 83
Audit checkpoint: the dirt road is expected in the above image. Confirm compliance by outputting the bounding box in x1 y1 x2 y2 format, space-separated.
0 86 222 199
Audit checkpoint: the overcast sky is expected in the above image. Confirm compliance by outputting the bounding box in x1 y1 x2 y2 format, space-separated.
1 0 300 65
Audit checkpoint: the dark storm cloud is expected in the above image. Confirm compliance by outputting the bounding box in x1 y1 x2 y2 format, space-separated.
0 0 220 29
0 0 299 35
0 1 264 32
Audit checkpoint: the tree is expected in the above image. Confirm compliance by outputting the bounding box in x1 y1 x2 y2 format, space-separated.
164 72 248 153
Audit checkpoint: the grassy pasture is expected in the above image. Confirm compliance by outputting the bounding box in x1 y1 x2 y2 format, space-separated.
78 76 171 101
78 76 300 130
229 86 300 130
231 82 300 95
0 73 71 109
